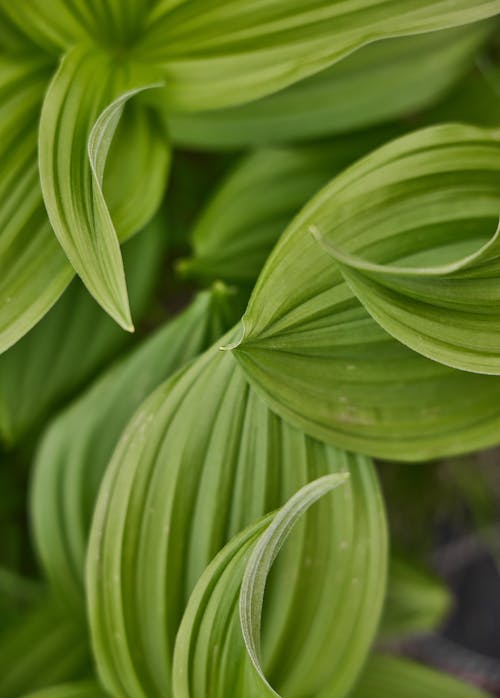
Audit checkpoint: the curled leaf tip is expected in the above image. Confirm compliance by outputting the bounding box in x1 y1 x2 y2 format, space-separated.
219 320 246 351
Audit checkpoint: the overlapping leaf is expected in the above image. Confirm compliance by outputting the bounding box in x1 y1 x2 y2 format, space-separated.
87 337 386 698
352 655 489 698
167 22 493 149
0 216 164 445
173 475 350 698
32 286 242 612
179 130 396 286
231 124 500 461
307 126 500 374
140 0 500 111
38 45 169 329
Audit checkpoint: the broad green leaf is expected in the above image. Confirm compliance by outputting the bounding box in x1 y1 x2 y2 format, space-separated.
308 126 500 374
231 124 500 461
39 45 169 330
380 558 452 640
173 475 352 698
87 338 387 698
178 130 397 286
140 1 500 111
20 682 107 698
0 216 165 445
32 285 242 612
0 595 91 698
352 655 489 698
167 22 493 149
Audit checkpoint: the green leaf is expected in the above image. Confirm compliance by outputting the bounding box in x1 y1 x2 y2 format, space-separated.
0 595 91 698
140 0 500 111
178 130 398 286
308 125 500 374
380 558 452 641
352 655 489 698
87 338 387 698
173 475 353 698
0 215 165 445
32 285 242 612
0 1 153 55
167 22 493 149
231 124 500 461
0 53 73 353
20 682 107 698
39 45 169 330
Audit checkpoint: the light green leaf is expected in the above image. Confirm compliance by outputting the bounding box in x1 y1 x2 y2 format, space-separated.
0 595 91 698
167 22 493 149
32 285 242 613
173 475 350 698
352 655 489 698
308 126 500 374
380 558 452 641
20 682 107 698
39 45 169 330
87 338 387 698
178 130 397 285
231 124 500 461
0 215 165 445
140 0 500 111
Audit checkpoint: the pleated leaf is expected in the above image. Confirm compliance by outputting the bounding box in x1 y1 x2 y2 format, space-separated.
352 655 489 698
1 0 153 55
0 216 165 445
140 0 500 111
179 130 397 285
167 22 492 149
87 338 387 698
0 53 72 353
32 285 242 612
39 45 169 330
308 126 500 374
172 475 348 698
231 124 500 460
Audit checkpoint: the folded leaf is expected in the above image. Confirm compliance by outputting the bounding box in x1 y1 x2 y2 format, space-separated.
0 215 165 445
39 45 168 330
87 338 386 698
0 53 73 353
179 130 397 285
32 285 242 612
167 22 493 149
352 655 489 698
231 124 500 460
173 475 351 698
140 0 500 111
309 125 500 374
